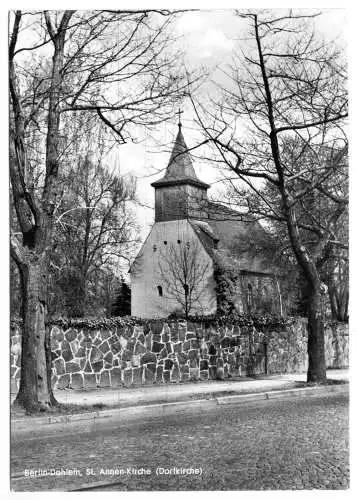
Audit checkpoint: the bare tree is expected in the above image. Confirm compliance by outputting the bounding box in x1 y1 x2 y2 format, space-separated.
9 9 195 411
192 10 347 382
222 139 349 321
50 152 138 317
158 240 210 318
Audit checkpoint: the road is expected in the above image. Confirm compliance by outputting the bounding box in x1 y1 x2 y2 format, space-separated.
11 392 349 491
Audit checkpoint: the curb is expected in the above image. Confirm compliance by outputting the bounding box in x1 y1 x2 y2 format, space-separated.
11 383 348 437
216 383 347 404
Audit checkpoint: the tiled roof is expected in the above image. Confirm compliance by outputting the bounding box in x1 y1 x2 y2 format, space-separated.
151 127 209 189
189 220 219 258
191 203 278 274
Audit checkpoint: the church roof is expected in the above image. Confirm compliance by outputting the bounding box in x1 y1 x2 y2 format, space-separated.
189 220 219 258
190 202 279 274
206 202 256 247
151 126 210 189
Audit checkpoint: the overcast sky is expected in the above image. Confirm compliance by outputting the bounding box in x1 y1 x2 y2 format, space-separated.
115 8 347 249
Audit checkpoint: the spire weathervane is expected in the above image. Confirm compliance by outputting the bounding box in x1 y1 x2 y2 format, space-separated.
177 108 183 129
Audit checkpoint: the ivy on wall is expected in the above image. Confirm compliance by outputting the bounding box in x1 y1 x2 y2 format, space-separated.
212 248 244 315
10 312 289 331
214 261 241 315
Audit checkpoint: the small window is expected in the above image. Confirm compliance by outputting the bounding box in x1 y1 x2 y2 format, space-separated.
164 240 167 245
177 239 181 244
153 245 157 252
157 285 163 297
183 284 189 295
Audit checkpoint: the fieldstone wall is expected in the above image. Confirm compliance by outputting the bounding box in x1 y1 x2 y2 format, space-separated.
266 318 309 374
10 318 348 392
325 322 349 369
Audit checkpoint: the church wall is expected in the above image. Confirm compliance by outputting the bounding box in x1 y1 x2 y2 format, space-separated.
10 318 349 392
130 220 217 318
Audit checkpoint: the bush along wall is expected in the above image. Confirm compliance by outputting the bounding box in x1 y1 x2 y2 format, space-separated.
10 316 348 392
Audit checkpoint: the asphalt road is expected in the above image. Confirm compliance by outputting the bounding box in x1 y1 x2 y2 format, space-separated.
11 392 349 491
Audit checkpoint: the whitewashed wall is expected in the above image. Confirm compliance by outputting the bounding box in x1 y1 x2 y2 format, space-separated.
130 220 216 318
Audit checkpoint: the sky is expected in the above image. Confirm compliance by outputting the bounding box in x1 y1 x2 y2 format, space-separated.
115 8 348 254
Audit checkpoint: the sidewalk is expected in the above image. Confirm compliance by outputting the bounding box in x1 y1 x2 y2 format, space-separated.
11 369 349 439
11 369 348 411
45 368 350 407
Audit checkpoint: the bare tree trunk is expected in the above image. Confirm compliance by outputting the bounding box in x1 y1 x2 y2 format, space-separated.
328 284 338 321
45 323 57 406
343 291 349 321
307 286 326 382
14 256 53 411
184 288 189 319
337 286 348 322
327 279 348 322
284 208 327 382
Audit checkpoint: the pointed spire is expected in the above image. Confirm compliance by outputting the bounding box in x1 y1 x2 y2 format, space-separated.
151 119 210 190
164 125 198 181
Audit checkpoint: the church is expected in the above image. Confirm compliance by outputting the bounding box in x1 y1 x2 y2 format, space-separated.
130 121 283 318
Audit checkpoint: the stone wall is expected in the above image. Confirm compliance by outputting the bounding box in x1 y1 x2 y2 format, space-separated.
325 322 349 369
266 318 309 374
10 318 348 392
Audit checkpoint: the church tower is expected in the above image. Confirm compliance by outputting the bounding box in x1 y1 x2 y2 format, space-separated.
130 119 217 319
151 121 210 222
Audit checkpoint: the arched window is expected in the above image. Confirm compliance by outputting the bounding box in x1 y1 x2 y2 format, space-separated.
157 285 163 297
